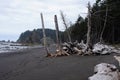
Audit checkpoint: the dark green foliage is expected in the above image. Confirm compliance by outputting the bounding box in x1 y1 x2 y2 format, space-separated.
17 30 32 43
63 0 120 44
63 16 87 42
91 0 120 43
17 29 63 44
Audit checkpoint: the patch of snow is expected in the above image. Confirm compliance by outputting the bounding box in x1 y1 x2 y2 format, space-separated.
89 63 120 80
94 63 117 74
114 56 120 66
89 72 119 80
112 49 120 54
92 43 120 54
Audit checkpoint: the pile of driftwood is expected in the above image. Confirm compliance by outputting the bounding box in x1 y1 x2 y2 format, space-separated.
46 41 87 57
46 41 120 57
89 63 120 80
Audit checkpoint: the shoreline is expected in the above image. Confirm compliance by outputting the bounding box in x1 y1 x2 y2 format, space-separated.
0 46 43 57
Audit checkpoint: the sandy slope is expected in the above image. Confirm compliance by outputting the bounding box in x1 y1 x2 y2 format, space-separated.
0 47 119 80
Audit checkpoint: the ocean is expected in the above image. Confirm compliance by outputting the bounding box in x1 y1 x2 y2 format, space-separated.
0 42 28 53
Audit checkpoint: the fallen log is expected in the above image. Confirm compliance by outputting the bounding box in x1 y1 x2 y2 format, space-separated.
46 49 70 57
73 47 83 55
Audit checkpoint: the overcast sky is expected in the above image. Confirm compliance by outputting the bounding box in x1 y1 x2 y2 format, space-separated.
0 0 96 41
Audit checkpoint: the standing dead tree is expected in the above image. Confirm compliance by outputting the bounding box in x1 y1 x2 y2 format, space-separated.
46 15 70 57
54 15 61 50
86 2 92 49
40 13 49 55
47 15 69 57
81 2 93 55
60 11 72 42
100 1 108 43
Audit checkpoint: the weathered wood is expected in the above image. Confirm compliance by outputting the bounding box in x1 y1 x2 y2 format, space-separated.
60 11 71 42
47 15 71 57
86 2 92 48
40 13 49 54
54 15 61 50
100 2 108 43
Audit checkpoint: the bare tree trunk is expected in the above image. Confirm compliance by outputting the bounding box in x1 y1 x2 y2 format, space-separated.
112 24 114 44
100 3 108 43
98 15 102 42
40 13 49 54
54 15 61 50
60 11 71 42
86 2 92 48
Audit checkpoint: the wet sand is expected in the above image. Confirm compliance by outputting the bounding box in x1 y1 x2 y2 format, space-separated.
0 47 119 80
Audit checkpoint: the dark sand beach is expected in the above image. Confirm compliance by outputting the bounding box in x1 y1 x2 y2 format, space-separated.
0 47 119 80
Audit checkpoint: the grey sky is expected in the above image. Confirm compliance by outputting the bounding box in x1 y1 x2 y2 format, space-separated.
0 0 96 41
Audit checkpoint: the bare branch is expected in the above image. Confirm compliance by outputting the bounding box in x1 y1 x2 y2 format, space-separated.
54 15 61 50
60 11 72 42
100 2 108 43
86 2 92 48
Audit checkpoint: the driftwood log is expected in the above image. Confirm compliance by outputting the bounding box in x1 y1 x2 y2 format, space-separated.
46 49 69 57
40 13 49 55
